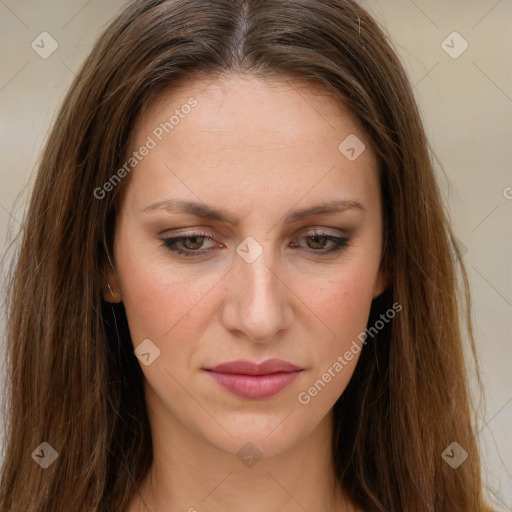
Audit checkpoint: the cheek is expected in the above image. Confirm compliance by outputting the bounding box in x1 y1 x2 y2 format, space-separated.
292 269 375 413
299 261 377 346
119 266 213 348
114 231 212 349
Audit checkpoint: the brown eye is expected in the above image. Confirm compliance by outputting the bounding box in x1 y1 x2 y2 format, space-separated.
161 230 350 258
292 231 351 254
160 230 217 257
305 234 329 250
181 236 206 250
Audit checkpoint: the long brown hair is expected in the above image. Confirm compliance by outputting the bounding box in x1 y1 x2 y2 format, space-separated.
0 0 494 510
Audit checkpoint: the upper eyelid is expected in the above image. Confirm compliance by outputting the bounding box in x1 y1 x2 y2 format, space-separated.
161 229 349 250
163 226 348 239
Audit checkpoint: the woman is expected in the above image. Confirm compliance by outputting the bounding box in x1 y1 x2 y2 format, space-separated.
0 0 495 510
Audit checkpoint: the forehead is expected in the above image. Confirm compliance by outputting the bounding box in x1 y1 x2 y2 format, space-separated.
123 73 380 218
136 73 369 150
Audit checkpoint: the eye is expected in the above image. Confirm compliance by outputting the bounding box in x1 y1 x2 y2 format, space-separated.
159 230 217 257
159 229 351 258
290 230 350 254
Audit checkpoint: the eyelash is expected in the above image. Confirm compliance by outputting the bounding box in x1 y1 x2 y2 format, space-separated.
159 229 351 258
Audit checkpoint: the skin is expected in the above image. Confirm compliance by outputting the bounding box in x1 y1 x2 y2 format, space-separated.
103 72 388 512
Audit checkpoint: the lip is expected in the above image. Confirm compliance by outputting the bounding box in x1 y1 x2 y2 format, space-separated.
204 358 303 399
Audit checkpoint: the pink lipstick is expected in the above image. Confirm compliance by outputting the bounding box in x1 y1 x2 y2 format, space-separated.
204 358 303 399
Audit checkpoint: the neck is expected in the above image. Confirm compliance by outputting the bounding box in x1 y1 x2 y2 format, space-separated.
127 410 355 512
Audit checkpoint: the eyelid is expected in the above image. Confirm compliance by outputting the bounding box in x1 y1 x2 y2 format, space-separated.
164 228 217 239
159 226 351 258
301 226 349 237
161 226 347 239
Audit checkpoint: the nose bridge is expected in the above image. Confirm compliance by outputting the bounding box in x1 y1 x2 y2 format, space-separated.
244 246 278 301
240 237 281 312
224 236 292 341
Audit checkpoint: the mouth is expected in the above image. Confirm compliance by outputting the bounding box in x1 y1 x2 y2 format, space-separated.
203 358 303 399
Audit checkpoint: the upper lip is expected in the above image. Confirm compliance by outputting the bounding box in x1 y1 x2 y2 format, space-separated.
205 358 303 375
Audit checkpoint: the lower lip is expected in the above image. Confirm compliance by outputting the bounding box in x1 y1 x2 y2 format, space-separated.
206 370 301 399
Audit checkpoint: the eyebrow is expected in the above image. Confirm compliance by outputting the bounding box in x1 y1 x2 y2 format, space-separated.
141 198 365 226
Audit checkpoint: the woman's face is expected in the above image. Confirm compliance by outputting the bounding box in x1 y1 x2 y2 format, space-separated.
107 73 387 457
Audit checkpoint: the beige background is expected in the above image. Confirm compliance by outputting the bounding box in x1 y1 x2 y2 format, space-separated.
0 0 510 508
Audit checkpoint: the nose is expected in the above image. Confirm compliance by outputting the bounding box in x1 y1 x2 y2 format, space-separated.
220 245 294 342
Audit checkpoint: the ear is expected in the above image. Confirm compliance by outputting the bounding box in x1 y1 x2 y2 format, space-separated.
101 256 123 303
372 257 390 300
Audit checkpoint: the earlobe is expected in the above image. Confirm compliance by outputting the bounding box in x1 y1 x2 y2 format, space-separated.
373 259 390 299
101 259 123 303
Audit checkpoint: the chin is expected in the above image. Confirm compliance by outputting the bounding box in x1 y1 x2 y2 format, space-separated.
196 411 316 461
